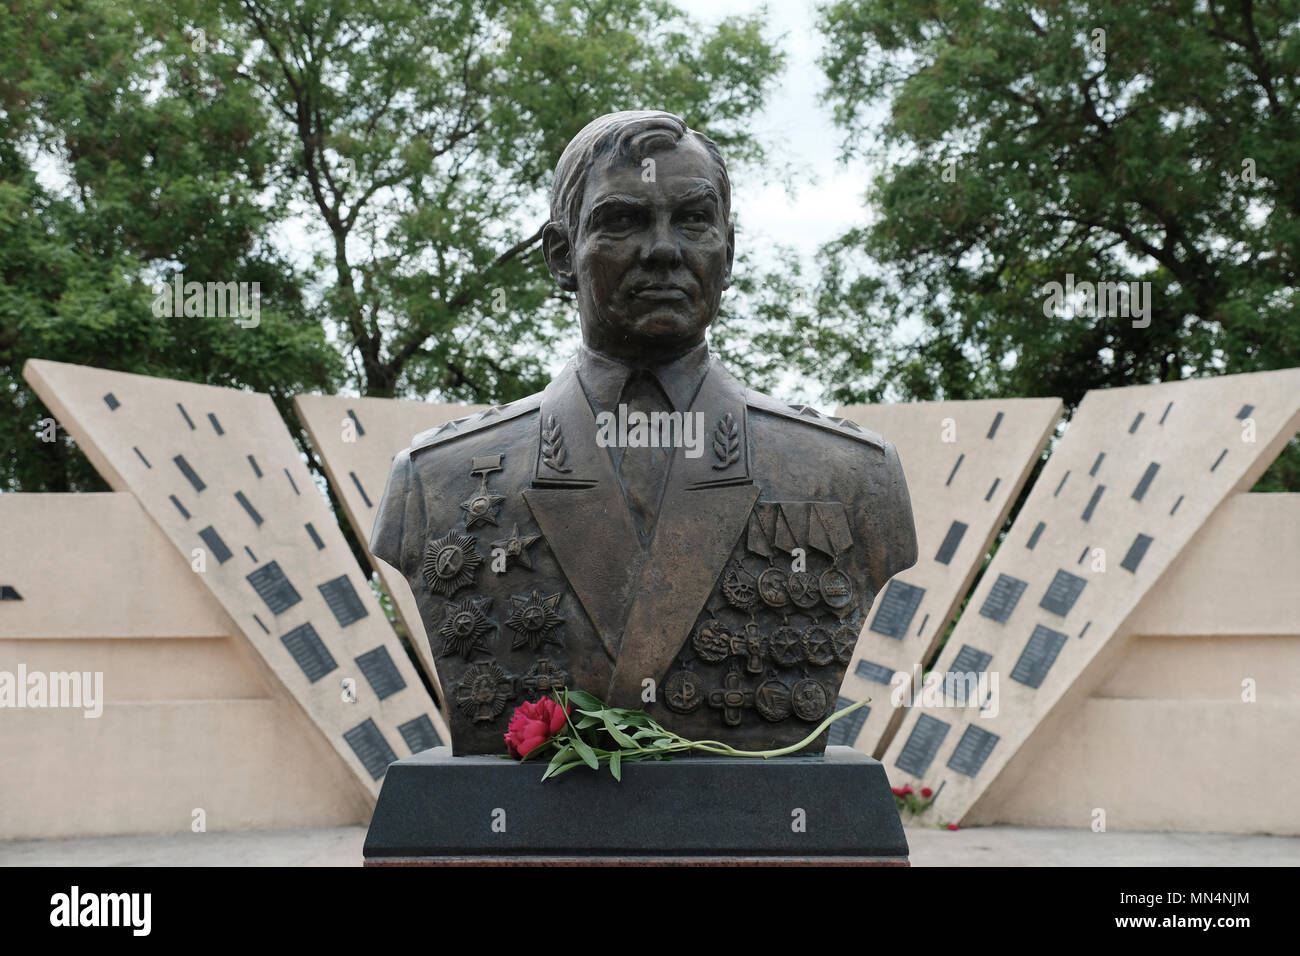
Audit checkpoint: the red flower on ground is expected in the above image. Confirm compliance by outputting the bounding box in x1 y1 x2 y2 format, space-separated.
921 787 933 798
900 785 913 796
891 787 904 796
505 697 571 759
947 823 960 831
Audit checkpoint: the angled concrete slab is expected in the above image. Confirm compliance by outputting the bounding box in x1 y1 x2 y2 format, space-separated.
293 395 486 703
24 360 449 798
832 398 1062 754
880 368 1300 825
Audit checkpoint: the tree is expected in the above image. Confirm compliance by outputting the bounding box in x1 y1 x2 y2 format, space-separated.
214 0 785 400
1 0 342 492
811 0 1299 412
1 0 787 493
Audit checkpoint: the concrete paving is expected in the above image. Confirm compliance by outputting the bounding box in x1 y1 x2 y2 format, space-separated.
1 824 1297 866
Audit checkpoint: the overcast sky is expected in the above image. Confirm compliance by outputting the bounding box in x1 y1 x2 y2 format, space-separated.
703 0 875 272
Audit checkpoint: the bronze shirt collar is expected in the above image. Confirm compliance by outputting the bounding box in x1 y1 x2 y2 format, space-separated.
574 340 712 417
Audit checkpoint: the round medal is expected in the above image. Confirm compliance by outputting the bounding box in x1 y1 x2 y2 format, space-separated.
819 567 855 612
791 678 830 722
802 624 837 667
754 679 793 722
757 568 791 609
832 623 860 664
692 619 733 663
786 570 821 609
664 670 705 713
721 566 759 610
766 625 804 667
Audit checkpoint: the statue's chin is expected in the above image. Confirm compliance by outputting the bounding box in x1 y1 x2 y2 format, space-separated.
616 308 710 346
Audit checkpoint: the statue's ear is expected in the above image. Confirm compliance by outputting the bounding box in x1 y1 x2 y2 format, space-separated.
543 221 577 292
722 220 735 291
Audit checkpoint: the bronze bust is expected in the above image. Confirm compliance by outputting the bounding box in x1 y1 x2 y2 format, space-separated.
371 110 918 755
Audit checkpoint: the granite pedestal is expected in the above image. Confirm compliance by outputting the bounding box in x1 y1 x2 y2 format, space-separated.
363 745 908 865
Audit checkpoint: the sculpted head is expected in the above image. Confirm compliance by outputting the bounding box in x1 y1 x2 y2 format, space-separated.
543 110 735 362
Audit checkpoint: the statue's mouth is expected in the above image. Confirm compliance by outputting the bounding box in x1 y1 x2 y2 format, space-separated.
629 284 690 302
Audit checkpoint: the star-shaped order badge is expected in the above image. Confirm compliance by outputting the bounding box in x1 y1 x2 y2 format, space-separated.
490 523 541 571
422 529 482 597
454 662 515 723
438 595 497 659
505 590 565 651
460 488 506 528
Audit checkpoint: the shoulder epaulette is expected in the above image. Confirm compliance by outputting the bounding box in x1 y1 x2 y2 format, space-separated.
410 392 543 453
744 389 886 450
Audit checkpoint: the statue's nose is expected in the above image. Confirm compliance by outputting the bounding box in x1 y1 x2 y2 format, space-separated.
640 218 683 269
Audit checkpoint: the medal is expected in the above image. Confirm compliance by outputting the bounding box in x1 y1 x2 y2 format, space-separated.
791 678 829 722
754 679 793 722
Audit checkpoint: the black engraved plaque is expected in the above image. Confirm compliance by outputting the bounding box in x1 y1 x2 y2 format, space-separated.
173 454 206 493
946 644 993 704
398 714 442 754
1081 484 1105 522
869 579 926 640
895 713 951 778
934 520 968 565
855 659 895 686
343 718 398 780
1039 569 1087 617
280 622 337 683
319 575 369 628
197 525 232 565
979 573 1027 624
355 645 406 700
351 471 373 508
247 561 302 616
234 490 263 526
1010 624 1070 689
986 411 1004 439
1120 533 1154 573
1132 462 1159 501
305 522 326 550
827 696 869 747
947 723 1000 777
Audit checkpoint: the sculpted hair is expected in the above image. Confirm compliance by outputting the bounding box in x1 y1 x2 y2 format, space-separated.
549 110 732 239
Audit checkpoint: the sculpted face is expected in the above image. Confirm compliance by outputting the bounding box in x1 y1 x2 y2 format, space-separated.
553 137 734 360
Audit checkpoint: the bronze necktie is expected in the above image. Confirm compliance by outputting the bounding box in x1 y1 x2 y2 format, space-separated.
617 370 672 544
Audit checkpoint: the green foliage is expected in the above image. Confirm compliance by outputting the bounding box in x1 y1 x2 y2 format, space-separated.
1 0 343 492
812 0 1300 427
1 0 786 492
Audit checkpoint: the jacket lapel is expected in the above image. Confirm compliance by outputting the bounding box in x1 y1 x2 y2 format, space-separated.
606 363 759 705
523 361 641 662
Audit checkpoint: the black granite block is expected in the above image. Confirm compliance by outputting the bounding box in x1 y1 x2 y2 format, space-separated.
363 746 908 862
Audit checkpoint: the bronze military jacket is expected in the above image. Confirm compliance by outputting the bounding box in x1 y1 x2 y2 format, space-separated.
371 349 917 755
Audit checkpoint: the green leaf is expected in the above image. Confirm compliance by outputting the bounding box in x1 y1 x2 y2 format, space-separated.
571 735 600 770
547 760 586 778
601 715 637 749
610 751 622 782
565 690 605 712
542 743 575 778
574 715 602 729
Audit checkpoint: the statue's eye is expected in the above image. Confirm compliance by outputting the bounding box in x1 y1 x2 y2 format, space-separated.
681 209 711 226
603 209 640 230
